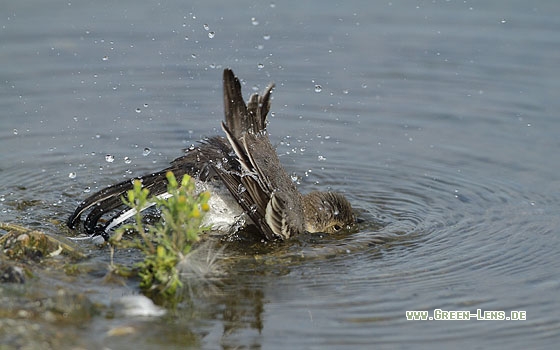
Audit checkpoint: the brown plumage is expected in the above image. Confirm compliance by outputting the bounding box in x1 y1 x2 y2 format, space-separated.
67 69 354 240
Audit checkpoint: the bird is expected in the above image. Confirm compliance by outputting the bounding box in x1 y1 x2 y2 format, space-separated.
67 68 355 241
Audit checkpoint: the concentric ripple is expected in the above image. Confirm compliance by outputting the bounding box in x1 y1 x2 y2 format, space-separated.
225 152 560 348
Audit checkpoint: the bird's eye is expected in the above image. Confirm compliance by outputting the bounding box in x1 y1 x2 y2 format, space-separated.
332 224 342 232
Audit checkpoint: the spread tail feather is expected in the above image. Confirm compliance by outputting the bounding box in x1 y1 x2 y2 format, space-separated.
67 69 276 237
67 168 177 234
66 136 234 236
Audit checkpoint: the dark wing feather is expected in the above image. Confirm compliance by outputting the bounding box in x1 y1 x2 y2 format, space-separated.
68 69 278 238
213 167 277 241
214 122 300 240
223 69 247 139
221 121 253 174
223 68 274 138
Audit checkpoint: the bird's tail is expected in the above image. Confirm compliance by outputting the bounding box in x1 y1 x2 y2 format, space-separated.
66 167 179 235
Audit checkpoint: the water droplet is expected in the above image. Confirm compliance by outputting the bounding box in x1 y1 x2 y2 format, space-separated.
135 107 141 113
105 154 115 163
317 155 326 161
142 147 151 156
500 19 507 24
314 85 322 93
124 156 132 164
102 55 109 61
290 172 300 183
249 204 257 213
257 63 264 69
13 129 18 135
342 89 349 95
143 103 148 108
68 172 77 179
263 34 271 40
191 53 197 59
237 184 246 194
203 23 209 31
361 83 368 89
270 3 276 8
184 36 189 41
208 31 215 38
84 186 91 193
251 17 259 26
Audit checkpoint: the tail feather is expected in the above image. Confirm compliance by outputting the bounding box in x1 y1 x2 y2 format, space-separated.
66 136 236 235
66 179 136 230
83 194 126 233
67 168 178 234
67 69 275 237
103 192 172 233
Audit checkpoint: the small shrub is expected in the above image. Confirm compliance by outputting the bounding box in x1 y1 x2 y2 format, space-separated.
109 172 210 299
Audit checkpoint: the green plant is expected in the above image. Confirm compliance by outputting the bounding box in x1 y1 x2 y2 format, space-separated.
109 172 210 299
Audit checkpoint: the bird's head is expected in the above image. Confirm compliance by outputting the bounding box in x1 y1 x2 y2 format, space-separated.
302 191 355 234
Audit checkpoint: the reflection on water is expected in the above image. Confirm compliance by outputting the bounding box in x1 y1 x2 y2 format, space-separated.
1 0 560 349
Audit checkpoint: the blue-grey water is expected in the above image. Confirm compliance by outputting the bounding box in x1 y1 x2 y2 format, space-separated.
1 0 559 349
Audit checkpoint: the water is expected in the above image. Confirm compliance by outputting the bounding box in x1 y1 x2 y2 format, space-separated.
1 0 560 348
